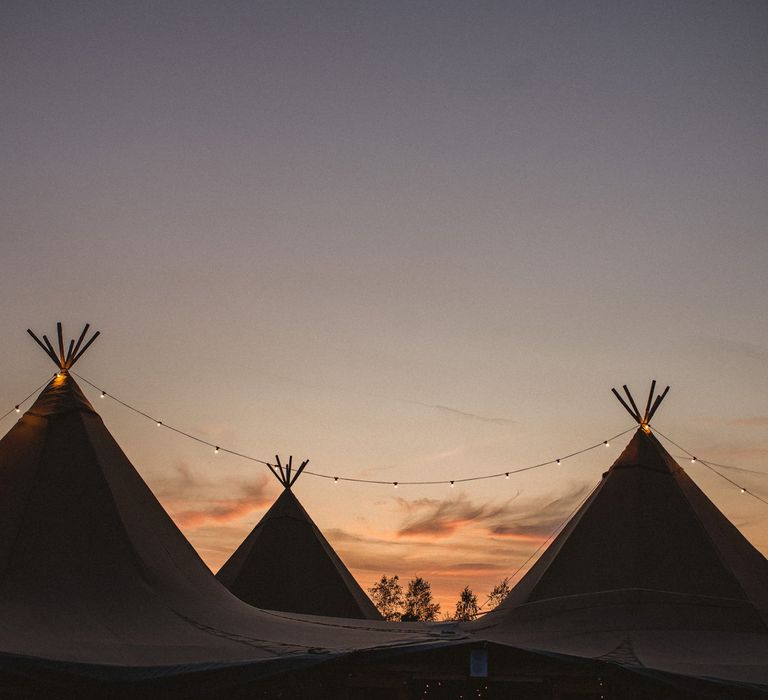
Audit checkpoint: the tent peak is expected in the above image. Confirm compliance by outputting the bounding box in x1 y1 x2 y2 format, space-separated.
611 380 669 431
27 322 100 370
267 455 309 489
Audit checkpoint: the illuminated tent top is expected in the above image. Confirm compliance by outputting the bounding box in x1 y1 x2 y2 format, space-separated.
216 455 382 620
0 325 447 690
471 383 768 688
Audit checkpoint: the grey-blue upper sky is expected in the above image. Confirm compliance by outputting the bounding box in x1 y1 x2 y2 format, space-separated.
2 1 767 603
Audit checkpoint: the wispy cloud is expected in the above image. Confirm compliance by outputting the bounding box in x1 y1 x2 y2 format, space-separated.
330 533 514 582
396 492 520 538
729 417 768 428
404 400 515 425
324 485 594 611
488 529 549 542
697 446 768 463
393 484 592 541
487 485 594 538
695 335 768 363
231 367 515 425
440 561 508 574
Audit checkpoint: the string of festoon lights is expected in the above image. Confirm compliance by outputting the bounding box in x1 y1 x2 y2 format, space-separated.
652 427 768 506
1 372 766 503
0 378 54 421
71 371 636 485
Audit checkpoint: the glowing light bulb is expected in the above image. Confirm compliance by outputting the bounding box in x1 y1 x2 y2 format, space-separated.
333 477 339 483
156 421 162 427
214 446 220 454
556 459 561 465
450 480 455 488
14 405 20 413
505 473 509 479
393 482 398 488
100 391 105 398
691 457 696 463
604 441 609 447
740 488 746 494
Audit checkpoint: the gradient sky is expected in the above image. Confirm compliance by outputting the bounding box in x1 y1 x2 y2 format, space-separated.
2 1 767 612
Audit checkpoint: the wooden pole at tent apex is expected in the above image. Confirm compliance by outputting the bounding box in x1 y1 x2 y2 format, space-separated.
27 322 100 370
265 455 310 489
611 380 670 432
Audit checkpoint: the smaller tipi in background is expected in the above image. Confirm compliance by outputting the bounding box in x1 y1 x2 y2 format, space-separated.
216 456 382 620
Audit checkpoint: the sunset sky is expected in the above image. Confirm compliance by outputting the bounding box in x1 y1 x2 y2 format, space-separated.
2 1 767 612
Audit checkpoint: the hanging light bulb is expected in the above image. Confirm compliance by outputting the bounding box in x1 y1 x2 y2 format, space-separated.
100 391 105 398
691 456 697 463
14 405 20 413
334 477 339 483
450 480 455 488
740 488 746 494
604 441 609 447
556 459 561 465
505 472 509 479
393 482 398 488
214 446 220 454
156 421 162 427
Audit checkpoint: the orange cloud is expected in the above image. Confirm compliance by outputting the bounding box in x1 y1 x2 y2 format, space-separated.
324 520 560 613
325 483 597 612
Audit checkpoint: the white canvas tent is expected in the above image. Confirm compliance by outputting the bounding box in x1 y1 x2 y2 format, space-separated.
0 325 457 695
4 329 766 697
469 384 768 693
217 457 381 620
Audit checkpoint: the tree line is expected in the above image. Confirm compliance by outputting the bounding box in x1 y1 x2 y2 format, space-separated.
368 575 511 622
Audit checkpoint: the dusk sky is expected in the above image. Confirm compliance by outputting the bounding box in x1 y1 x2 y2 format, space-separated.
2 1 767 611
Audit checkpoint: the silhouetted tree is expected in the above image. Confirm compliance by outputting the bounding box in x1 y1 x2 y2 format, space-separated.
453 585 479 621
402 576 440 621
368 574 404 621
486 577 511 610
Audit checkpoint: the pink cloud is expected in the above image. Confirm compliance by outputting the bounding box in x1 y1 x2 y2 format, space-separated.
158 463 276 530
171 494 269 528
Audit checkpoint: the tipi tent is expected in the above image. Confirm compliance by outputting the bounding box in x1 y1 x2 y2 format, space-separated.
216 457 382 619
0 324 455 696
470 383 768 692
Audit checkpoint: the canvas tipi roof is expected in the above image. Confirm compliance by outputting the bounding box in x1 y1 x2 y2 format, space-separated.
216 457 381 619
471 383 768 687
0 325 451 690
